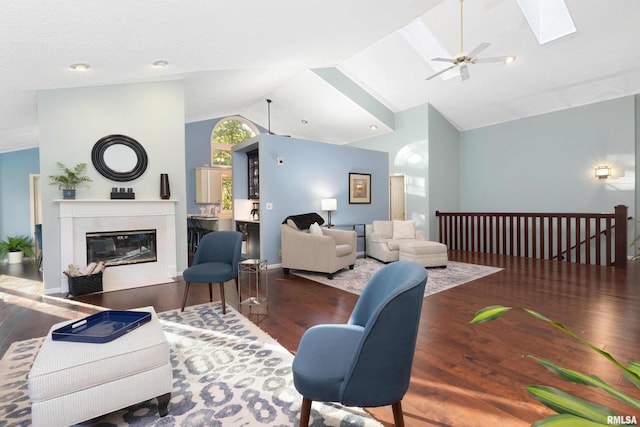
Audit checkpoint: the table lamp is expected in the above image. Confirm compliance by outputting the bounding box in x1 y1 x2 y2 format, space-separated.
321 198 337 226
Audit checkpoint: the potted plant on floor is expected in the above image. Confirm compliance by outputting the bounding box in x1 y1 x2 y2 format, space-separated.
49 162 92 199
0 234 35 264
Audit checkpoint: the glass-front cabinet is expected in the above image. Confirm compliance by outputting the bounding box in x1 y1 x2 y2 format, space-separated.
247 149 259 199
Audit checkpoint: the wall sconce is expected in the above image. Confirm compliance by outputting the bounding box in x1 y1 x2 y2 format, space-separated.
594 165 611 179
321 198 337 226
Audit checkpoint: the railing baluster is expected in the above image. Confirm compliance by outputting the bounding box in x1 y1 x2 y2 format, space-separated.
595 218 602 264
556 216 563 261
540 216 552 259
575 218 581 263
585 218 591 264
530 216 536 258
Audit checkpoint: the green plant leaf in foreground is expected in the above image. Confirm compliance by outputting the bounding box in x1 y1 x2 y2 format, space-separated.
531 413 610 427
626 361 640 389
469 305 640 385
527 385 615 424
531 356 640 409
468 305 512 323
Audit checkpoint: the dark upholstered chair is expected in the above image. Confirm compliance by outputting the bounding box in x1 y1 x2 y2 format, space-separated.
292 260 428 427
181 231 242 314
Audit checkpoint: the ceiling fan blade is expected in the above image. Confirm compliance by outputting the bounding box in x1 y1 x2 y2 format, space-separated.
474 56 510 63
467 42 490 58
460 65 470 81
426 65 457 80
431 57 455 63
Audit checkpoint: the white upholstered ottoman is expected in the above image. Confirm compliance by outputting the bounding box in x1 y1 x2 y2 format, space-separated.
28 306 172 427
399 240 448 268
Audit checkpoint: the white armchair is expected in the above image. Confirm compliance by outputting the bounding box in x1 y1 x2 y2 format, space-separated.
281 214 357 279
366 220 426 262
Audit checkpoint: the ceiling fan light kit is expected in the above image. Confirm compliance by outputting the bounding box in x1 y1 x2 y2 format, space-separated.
426 0 515 81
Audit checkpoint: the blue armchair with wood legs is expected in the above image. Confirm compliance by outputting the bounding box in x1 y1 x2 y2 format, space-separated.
292 260 428 427
181 231 242 314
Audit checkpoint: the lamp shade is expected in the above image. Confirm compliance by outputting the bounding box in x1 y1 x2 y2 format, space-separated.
321 198 337 211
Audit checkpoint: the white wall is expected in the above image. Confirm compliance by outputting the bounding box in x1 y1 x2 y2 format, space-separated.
38 80 188 293
350 104 432 235
427 105 460 239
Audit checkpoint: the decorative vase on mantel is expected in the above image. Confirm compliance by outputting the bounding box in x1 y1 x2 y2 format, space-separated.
160 174 170 199
62 189 76 200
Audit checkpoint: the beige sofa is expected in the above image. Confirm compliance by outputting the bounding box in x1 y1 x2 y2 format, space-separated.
281 214 357 279
365 220 427 263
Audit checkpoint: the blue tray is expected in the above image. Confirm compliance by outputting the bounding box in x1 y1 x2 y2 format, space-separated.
52 310 152 343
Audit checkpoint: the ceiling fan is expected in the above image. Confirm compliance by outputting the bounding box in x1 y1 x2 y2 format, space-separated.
426 0 515 81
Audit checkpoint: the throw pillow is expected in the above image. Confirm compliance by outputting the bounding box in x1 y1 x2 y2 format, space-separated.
393 220 416 239
309 222 323 236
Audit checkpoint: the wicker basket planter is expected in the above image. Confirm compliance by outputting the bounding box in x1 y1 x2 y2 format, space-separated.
65 272 103 296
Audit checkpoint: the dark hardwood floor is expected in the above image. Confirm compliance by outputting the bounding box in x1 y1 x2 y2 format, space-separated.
1 252 639 426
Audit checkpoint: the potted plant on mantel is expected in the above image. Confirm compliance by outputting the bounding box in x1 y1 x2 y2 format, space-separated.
0 235 35 264
49 162 92 199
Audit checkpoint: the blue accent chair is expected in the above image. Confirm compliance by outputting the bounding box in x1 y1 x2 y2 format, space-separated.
292 260 428 427
181 231 242 314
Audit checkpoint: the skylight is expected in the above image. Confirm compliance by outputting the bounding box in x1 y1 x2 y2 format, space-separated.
397 18 458 80
516 0 576 45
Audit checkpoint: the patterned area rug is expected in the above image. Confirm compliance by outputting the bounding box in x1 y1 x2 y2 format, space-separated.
293 258 503 296
0 303 382 426
0 274 43 295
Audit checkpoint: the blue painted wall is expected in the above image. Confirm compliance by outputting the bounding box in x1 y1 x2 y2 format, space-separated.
460 95 637 256
185 118 220 214
233 133 389 265
184 117 267 215
460 96 635 213
0 148 39 242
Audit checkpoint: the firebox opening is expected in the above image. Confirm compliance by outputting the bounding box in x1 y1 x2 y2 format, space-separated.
86 229 157 267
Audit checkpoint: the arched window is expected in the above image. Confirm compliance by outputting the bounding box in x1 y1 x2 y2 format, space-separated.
211 116 258 166
211 117 259 212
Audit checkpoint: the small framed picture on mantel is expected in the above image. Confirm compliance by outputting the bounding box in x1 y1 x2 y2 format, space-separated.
349 173 371 204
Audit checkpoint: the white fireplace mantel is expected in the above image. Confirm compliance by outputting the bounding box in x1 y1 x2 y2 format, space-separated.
56 199 178 293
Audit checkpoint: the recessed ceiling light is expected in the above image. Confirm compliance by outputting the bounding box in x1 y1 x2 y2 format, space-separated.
505 56 517 64
152 60 169 68
300 119 308 124
370 125 378 130
69 63 89 71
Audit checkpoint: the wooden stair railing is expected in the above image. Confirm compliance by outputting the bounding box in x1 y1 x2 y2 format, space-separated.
436 205 628 268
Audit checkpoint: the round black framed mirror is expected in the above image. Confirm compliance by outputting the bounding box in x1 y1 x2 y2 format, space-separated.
91 134 148 182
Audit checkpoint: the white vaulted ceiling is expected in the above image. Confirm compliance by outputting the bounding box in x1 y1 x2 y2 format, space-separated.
1 0 639 153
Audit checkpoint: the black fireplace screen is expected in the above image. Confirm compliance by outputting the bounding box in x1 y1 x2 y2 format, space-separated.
86 229 157 266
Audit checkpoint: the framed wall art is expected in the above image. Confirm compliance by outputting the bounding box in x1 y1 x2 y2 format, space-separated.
349 173 371 204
